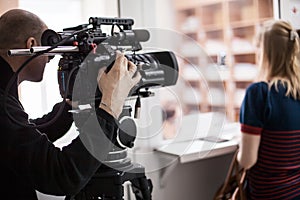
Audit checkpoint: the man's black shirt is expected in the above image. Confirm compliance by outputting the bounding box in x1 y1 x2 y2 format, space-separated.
0 56 118 199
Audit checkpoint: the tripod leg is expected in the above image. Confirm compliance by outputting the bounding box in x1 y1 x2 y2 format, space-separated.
130 176 153 200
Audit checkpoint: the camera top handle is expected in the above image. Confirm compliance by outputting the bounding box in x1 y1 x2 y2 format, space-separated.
89 17 134 30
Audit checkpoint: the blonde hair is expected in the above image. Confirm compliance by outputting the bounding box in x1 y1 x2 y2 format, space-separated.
258 20 300 99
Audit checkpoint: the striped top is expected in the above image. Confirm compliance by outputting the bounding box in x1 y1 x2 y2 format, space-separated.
240 82 300 200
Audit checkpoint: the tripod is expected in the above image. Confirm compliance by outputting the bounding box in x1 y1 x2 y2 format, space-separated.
66 148 153 200
66 105 153 200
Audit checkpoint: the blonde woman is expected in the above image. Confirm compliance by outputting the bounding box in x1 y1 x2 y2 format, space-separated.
237 20 300 199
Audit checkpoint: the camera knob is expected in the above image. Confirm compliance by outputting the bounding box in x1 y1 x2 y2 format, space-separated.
117 116 137 148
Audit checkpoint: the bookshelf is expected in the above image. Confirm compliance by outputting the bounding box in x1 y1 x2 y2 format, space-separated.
175 0 274 121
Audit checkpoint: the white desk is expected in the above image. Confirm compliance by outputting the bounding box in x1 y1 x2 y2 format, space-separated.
157 139 238 163
138 121 241 200
156 122 240 163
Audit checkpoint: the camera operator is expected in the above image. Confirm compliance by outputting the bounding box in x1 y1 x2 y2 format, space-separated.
0 8 141 199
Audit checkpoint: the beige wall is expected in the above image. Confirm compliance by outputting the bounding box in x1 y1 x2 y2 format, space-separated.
0 0 18 15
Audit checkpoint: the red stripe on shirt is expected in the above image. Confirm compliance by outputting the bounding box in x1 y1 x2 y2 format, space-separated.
241 124 262 135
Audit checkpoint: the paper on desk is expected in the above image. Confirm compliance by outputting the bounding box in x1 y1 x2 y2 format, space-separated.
170 112 227 143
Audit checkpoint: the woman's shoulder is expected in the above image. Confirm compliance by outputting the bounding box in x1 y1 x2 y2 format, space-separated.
246 81 269 93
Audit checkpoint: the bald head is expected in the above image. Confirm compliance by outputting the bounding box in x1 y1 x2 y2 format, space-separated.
0 9 47 50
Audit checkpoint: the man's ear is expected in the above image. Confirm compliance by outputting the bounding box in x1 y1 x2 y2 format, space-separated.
26 37 37 48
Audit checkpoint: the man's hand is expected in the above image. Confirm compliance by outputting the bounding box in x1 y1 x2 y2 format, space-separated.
97 51 141 119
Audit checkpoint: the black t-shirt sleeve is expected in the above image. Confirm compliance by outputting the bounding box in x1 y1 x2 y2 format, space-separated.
0 98 119 196
29 101 74 142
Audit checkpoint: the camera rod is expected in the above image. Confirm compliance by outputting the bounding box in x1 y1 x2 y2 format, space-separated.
8 46 80 56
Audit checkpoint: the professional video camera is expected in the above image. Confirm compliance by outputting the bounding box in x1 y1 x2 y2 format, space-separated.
8 17 179 200
35 17 179 105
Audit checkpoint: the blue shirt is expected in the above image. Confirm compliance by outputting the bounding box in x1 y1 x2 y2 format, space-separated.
240 81 300 200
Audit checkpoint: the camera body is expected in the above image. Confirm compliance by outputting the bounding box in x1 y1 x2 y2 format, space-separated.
41 17 179 103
